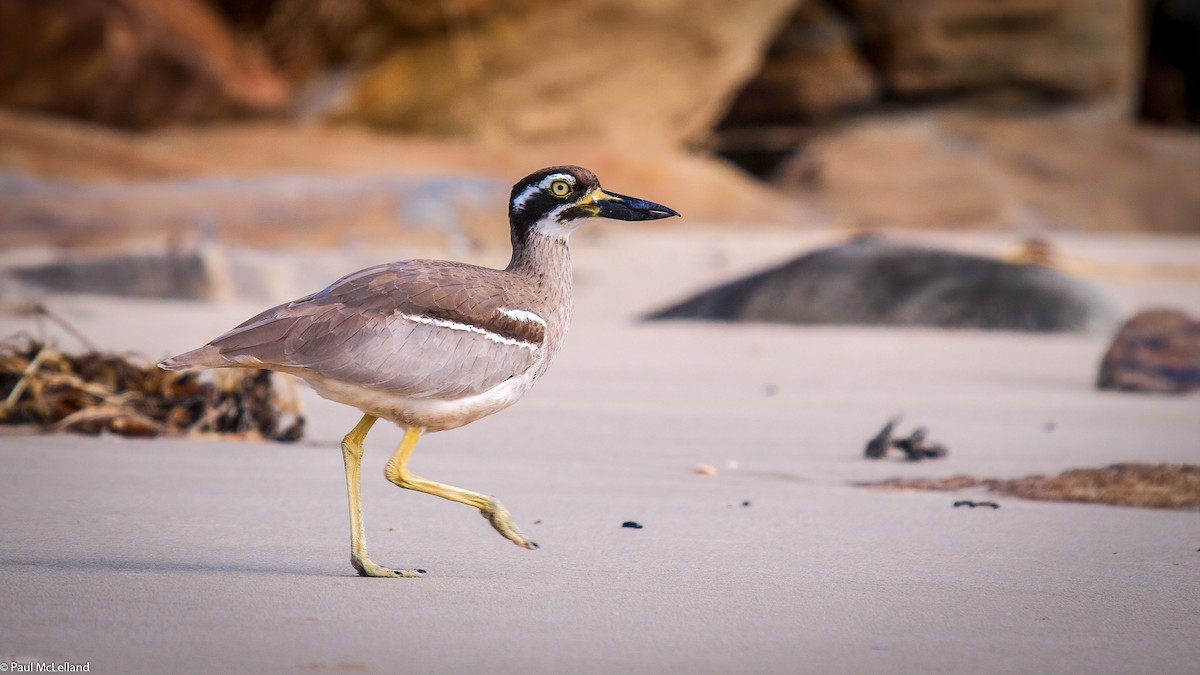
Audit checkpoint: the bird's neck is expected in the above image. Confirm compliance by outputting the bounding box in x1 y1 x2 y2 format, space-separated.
506 230 572 280
506 230 574 331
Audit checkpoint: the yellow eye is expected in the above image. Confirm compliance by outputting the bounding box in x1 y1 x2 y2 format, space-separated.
549 179 571 198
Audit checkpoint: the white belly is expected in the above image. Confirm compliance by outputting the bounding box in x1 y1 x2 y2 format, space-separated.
299 368 540 433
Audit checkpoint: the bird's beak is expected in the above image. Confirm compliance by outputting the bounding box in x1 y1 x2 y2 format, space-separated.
577 188 679 221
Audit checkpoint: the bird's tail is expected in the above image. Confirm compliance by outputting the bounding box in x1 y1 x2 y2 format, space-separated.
158 345 229 372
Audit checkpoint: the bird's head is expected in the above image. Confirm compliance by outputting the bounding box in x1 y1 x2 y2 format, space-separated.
508 165 679 243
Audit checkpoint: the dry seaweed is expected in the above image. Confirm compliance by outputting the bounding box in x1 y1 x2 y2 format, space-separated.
0 337 304 441
861 464 1200 510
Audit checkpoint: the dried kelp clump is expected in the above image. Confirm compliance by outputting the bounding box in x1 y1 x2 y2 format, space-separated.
863 464 1200 510
0 338 304 441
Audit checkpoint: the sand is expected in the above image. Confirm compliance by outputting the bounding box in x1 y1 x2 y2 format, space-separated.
2 226 1198 674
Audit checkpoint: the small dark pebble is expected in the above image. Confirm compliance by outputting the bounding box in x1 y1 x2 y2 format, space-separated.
954 500 1000 509
621 521 643 529
416 569 427 574
741 500 751 507
533 520 542 525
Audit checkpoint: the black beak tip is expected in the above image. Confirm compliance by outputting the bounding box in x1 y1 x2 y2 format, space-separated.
649 205 681 220
609 193 680 221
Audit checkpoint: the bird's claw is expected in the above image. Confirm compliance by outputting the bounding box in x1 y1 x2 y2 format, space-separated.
482 498 538 550
352 556 426 578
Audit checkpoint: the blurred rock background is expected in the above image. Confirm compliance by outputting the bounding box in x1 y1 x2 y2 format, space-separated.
0 0 1198 264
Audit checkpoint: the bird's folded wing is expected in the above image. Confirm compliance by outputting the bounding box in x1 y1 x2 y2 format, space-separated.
205 262 544 400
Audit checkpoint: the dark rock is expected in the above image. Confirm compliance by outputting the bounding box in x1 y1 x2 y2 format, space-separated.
720 0 880 127
1139 0 1200 128
646 237 1114 332
1097 309 1200 394
7 251 215 300
715 0 881 175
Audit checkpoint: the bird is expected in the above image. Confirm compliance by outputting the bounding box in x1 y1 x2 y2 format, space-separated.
159 166 679 577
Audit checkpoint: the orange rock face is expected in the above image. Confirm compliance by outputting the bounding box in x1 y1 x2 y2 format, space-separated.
0 0 288 128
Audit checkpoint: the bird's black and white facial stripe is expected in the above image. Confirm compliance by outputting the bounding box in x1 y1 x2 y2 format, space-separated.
510 172 578 215
507 165 679 244
508 166 601 242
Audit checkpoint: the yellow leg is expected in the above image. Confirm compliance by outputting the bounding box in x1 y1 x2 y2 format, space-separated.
385 426 538 550
341 414 424 578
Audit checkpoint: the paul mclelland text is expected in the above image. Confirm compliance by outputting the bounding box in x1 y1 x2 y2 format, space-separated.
2 663 89 672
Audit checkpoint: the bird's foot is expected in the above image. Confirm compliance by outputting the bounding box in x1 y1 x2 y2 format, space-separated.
352 555 426 578
482 498 539 550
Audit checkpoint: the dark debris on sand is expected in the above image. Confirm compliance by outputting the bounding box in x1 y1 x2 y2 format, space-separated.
861 464 1200 510
0 337 304 441
864 416 948 461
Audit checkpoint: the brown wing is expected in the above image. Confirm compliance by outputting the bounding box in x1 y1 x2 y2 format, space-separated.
202 261 545 399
